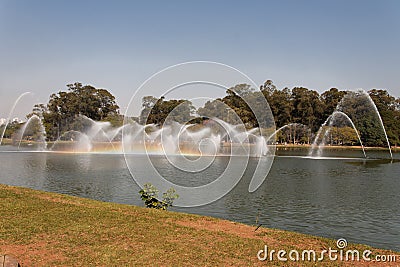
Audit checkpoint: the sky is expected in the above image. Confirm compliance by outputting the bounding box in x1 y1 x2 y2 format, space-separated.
1 0 400 119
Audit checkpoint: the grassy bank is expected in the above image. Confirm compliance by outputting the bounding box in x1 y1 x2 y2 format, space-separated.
0 184 398 266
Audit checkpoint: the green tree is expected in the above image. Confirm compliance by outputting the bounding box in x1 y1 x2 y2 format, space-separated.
291 87 324 132
368 89 400 146
30 83 119 140
338 91 386 147
197 98 229 121
1 121 23 141
321 88 347 118
140 96 195 125
261 81 293 128
222 84 258 127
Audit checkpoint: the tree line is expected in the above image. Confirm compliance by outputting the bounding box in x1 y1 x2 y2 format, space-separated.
1 81 399 147
27 83 121 141
140 80 400 147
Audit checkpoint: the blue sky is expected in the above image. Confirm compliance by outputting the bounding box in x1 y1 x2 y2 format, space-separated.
1 0 399 118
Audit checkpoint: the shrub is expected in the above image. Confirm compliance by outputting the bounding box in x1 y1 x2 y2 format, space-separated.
139 183 179 210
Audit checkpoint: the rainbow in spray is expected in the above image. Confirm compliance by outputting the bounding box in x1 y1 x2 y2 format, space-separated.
9 114 272 157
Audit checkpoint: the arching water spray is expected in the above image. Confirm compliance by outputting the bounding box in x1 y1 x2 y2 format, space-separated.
319 112 365 158
0 92 32 145
17 115 47 150
50 130 93 152
309 111 366 158
265 123 306 144
360 91 393 159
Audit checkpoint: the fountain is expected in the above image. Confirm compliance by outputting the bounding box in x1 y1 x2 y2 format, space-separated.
50 130 93 152
309 111 366 158
360 91 392 159
16 115 48 150
265 123 308 144
9 115 264 157
1 89 392 162
211 117 269 157
310 89 392 159
0 92 32 145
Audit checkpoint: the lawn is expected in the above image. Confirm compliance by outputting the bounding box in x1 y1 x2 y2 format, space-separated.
0 184 398 266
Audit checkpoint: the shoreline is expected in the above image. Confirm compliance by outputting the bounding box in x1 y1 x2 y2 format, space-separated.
275 144 399 151
0 184 398 266
1 138 398 152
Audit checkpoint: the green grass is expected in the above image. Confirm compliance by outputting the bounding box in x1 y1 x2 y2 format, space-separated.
0 184 398 266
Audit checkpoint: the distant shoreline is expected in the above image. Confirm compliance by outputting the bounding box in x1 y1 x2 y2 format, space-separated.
1 138 398 152
275 144 399 151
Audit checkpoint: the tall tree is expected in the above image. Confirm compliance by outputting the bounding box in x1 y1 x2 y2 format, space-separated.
291 87 324 132
31 83 119 140
223 84 257 127
262 84 293 128
321 88 347 118
368 89 400 146
140 96 195 125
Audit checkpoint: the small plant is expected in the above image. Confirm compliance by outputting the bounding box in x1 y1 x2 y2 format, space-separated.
139 183 179 210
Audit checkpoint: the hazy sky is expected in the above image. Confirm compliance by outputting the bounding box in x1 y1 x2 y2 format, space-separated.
1 0 400 119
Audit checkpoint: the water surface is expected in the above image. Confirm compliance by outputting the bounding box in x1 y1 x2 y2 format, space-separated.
0 146 399 251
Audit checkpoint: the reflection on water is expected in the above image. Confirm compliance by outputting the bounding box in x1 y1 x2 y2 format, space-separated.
0 146 399 251
346 158 400 167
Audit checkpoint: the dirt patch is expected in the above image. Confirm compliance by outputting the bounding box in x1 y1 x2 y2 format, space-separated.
0 240 66 266
175 218 280 245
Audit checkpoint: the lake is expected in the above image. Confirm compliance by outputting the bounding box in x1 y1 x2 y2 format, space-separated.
0 146 399 251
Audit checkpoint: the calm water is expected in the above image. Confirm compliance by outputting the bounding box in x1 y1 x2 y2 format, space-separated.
0 146 399 251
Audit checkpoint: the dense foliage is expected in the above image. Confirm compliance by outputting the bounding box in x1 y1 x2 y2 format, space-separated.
29 83 120 140
197 80 400 146
139 96 195 125
2 80 399 147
